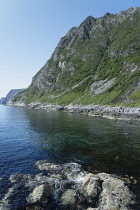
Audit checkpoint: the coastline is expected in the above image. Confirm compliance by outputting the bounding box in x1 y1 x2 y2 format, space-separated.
9 101 140 122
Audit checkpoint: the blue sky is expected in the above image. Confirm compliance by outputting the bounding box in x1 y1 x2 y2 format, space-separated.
0 0 140 98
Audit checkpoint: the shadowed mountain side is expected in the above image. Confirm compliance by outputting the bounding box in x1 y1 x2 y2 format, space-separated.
0 89 24 105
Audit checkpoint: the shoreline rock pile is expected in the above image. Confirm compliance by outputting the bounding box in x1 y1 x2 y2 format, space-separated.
8 101 140 121
0 161 136 210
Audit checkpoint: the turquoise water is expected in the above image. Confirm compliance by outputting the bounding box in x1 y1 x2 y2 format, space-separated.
0 105 140 180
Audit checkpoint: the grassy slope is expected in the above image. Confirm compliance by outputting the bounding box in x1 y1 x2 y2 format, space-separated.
13 8 140 107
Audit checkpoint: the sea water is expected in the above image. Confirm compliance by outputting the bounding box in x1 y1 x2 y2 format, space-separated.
0 105 140 180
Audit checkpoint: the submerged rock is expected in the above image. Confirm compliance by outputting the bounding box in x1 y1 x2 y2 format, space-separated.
62 162 85 182
0 161 136 209
9 173 32 183
36 160 61 171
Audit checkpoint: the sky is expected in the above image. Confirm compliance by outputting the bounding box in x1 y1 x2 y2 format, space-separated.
0 0 140 98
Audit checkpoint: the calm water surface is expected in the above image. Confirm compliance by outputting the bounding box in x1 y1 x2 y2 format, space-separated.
0 105 140 181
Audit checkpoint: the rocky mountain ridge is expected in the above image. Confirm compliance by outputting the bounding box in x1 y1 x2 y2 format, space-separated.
0 89 24 105
13 7 140 107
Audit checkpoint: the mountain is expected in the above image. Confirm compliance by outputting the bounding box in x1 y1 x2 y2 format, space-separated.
0 97 6 104
0 89 24 105
13 7 140 107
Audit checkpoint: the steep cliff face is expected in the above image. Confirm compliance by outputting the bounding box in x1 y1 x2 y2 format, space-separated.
0 89 24 105
13 7 140 106
0 97 6 104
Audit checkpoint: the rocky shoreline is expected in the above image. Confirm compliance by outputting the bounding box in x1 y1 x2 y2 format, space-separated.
10 101 140 121
0 161 137 210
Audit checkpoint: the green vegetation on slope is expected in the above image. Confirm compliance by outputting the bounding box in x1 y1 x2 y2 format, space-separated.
13 7 140 107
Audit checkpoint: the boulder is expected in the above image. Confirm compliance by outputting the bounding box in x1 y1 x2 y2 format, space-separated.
61 189 76 206
26 184 50 204
81 173 101 198
98 173 134 210
36 160 60 171
9 174 31 183
0 161 136 209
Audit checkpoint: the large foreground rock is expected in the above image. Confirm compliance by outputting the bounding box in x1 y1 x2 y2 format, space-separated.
98 173 135 209
0 161 136 209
